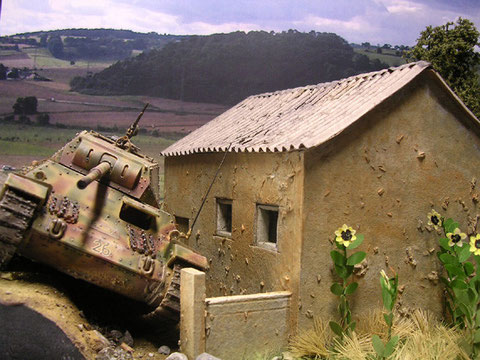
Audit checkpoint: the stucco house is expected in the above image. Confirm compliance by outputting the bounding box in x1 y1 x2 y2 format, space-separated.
161 61 480 331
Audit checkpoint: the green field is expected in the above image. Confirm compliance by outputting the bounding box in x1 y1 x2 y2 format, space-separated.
0 123 176 161
0 123 176 196
355 48 407 67
23 47 114 69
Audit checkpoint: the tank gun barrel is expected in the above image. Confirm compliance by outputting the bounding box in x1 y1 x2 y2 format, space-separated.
77 162 111 189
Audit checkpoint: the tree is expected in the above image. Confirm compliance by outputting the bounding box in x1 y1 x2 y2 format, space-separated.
47 35 64 58
0 64 6 80
40 34 48 47
13 97 38 115
406 18 480 117
7 68 19 79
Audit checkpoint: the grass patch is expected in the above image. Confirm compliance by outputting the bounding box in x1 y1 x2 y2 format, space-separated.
23 48 114 69
0 140 54 157
0 50 22 57
289 309 470 359
355 49 407 67
0 122 176 196
0 123 177 157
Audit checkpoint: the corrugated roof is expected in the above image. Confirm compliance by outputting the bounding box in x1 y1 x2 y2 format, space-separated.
162 61 433 156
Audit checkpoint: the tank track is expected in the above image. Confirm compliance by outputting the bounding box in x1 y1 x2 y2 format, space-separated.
160 263 182 313
144 263 182 321
0 188 37 268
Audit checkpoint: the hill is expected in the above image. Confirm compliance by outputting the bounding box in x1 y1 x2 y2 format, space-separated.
70 30 390 105
1 28 188 62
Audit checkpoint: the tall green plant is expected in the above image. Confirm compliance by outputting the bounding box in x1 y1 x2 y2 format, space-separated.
429 209 480 358
329 224 365 339
372 269 399 359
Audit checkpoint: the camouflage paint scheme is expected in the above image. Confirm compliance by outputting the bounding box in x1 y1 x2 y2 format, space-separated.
1 130 207 309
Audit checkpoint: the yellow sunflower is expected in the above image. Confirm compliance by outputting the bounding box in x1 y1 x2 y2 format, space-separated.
335 224 357 247
427 209 442 230
469 234 480 256
447 228 467 247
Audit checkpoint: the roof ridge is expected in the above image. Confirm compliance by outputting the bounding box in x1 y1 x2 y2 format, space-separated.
248 61 431 100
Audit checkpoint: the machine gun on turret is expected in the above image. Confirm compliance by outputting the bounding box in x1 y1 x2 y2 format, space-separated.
115 103 149 152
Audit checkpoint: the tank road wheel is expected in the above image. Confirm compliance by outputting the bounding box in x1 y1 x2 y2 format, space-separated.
144 263 183 321
0 189 37 269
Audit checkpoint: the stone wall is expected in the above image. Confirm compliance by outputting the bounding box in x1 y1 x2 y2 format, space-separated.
164 151 304 330
180 268 292 360
299 75 480 328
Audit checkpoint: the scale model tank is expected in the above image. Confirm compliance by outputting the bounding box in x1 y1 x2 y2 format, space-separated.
0 105 207 318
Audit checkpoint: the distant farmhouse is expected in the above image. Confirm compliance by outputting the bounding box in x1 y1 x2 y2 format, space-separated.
162 61 480 331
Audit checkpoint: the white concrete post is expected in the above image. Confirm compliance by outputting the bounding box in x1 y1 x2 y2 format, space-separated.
180 267 206 359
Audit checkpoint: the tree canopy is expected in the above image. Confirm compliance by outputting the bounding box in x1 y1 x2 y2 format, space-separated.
406 18 480 118
13 97 38 115
70 30 388 105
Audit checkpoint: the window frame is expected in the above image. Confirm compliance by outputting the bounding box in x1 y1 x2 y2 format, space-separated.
216 198 233 238
254 203 280 252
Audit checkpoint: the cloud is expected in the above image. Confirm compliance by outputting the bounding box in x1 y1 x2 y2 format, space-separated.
386 1 424 14
1 0 479 46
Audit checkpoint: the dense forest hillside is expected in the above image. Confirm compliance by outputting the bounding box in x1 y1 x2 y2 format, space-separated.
1 29 187 61
70 30 389 105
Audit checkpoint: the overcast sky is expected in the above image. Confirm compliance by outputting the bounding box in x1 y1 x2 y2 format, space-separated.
1 0 479 45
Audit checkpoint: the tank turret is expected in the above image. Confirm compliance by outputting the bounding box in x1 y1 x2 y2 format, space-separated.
0 106 207 319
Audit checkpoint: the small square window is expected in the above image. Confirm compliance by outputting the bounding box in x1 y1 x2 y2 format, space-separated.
216 199 232 237
174 215 190 234
255 204 279 251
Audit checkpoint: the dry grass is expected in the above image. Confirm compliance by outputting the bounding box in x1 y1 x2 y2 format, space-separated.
289 309 470 360
289 318 331 359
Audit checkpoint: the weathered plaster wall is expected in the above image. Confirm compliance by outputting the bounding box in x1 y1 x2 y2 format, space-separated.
164 151 304 328
300 75 480 329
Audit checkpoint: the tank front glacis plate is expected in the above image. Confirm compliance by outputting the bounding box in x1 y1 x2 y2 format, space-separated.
19 160 176 304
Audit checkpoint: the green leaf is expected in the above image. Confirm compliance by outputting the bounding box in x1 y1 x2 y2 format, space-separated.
451 278 468 289
445 264 466 278
347 234 364 250
454 287 470 304
384 336 399 357
467 287 478 303
372 334 385 357
330 283 344 296
439 276 452 288
334 264 347 279
335 241 345 250
382 289 393 311
347 251 366 266
474 329 480 344
330 250 346 265
464 262 475 276
439 237 450 251
344 282 358 295
344 265 354 278
348 321 356 332
439 253 456 265
329 321 344 337
475 255 480 267
457 302 473 321
458 245 471 262
476 309 480 327
444 218 457 234
383 313 393 327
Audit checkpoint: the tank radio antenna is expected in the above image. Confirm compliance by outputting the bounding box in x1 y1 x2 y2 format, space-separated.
187 144 231 239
